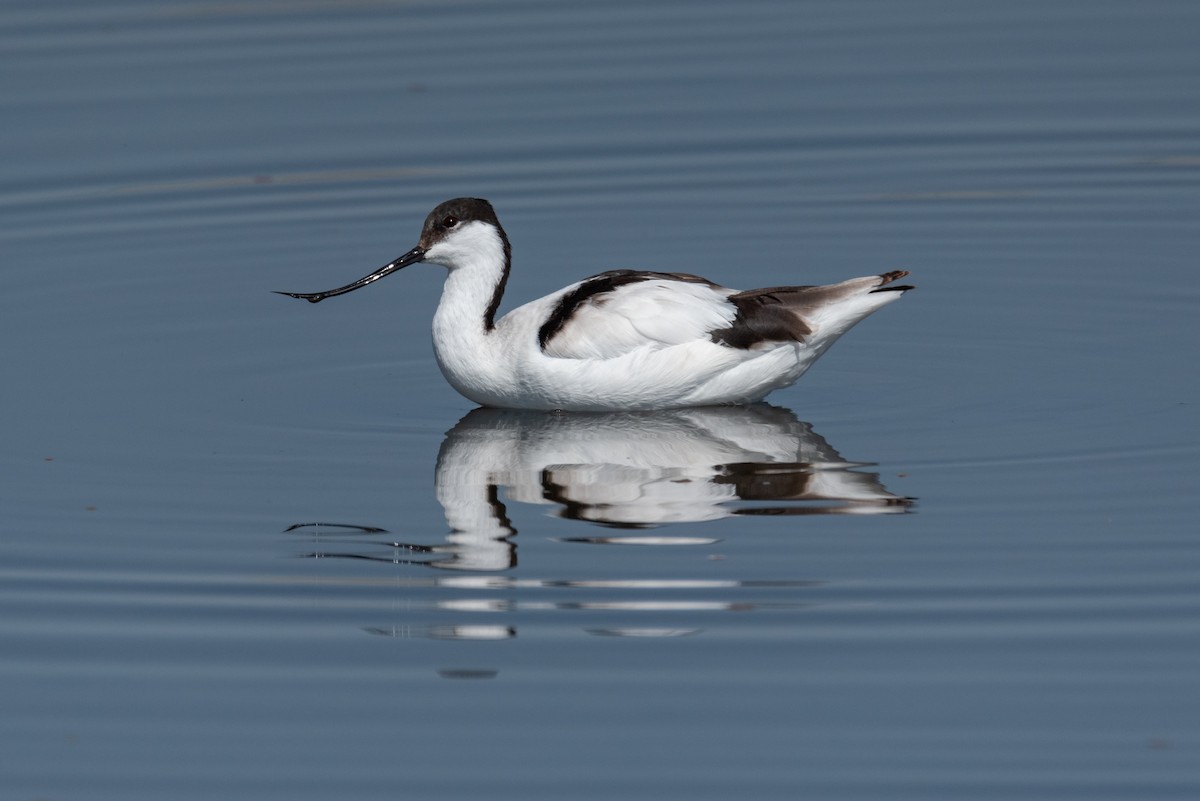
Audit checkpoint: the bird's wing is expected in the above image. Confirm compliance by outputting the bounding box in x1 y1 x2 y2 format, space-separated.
539 271 738 360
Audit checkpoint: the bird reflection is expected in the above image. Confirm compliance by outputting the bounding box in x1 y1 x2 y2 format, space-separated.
287 404 911 572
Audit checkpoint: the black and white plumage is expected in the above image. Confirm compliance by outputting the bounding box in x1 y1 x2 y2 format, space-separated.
277 197 913 411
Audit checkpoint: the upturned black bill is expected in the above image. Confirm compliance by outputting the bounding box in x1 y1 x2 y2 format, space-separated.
275 245 426 303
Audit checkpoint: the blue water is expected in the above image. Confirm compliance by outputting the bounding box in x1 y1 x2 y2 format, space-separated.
3 1 1199 799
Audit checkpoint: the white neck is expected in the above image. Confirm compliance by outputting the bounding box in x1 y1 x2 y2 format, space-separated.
426 221 510 401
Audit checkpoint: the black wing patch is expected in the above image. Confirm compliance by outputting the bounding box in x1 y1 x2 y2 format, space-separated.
710 271 913 350
710 287 814 349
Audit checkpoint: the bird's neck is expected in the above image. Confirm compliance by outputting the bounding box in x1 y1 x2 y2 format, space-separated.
431 222 511 329
430 234 512 401
433 238 509 331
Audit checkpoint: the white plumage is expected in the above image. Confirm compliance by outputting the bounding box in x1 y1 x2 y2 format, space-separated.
278 198 913 411
542 279 737 360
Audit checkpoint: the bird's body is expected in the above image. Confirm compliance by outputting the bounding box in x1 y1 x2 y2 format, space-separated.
278 198 912 411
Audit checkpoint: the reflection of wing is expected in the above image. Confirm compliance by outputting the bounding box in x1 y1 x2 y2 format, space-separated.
717 463 914 512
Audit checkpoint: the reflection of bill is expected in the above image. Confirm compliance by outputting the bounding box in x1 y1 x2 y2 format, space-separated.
287 405 912 573
285 406 913 649
437 403 913 530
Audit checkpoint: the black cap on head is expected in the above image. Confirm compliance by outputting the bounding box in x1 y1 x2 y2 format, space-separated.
418 198 503 250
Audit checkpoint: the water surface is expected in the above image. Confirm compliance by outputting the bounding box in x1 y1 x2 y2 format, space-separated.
3 1 1199 799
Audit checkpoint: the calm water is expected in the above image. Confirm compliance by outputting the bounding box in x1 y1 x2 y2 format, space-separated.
3 1 1199 799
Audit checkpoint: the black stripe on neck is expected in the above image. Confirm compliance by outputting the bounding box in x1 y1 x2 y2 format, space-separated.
483 228 512 331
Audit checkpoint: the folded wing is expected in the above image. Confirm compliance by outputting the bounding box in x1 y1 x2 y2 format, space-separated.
540 271 739 360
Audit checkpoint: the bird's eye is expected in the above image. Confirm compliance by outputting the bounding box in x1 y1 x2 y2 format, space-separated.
442 215 459 228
